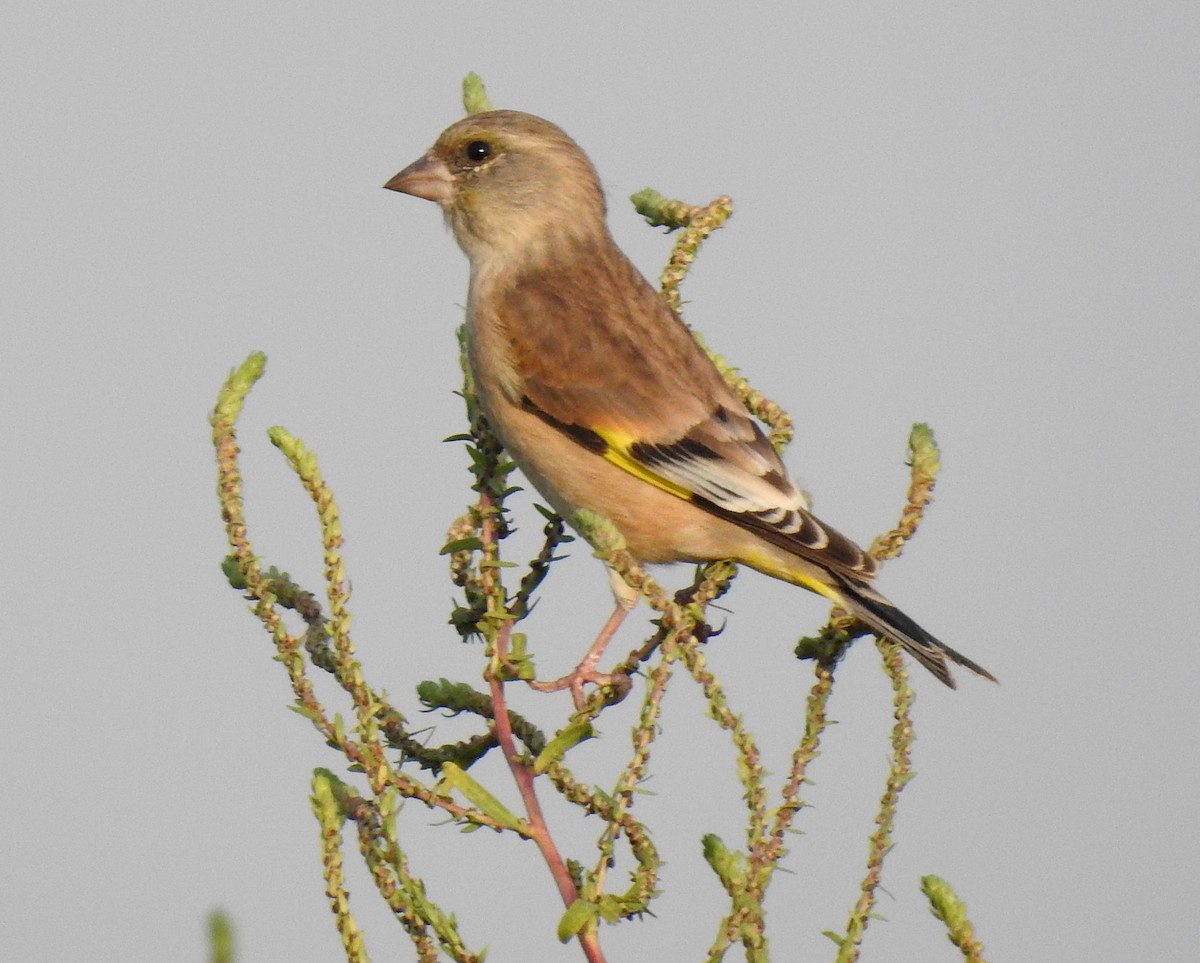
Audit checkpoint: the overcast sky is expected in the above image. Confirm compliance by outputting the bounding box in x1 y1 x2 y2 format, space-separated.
4 2 1198 961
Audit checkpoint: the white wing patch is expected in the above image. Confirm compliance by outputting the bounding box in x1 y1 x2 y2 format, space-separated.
629 403 809 520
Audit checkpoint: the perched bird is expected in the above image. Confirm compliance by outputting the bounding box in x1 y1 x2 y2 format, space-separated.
385 109 994 692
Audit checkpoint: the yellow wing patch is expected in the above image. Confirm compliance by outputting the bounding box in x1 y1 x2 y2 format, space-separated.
592 427 695 502
592 433 850 601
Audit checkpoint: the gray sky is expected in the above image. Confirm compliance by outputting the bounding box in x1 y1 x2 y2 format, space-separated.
4 2 1198 960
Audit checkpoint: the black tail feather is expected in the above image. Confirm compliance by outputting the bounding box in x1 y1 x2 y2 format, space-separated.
833 575 997 688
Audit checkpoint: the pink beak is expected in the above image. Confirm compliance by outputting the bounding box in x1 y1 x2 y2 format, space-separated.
383 154 453 204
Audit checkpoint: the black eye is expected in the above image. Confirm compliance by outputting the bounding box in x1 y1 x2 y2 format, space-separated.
465 140 492 162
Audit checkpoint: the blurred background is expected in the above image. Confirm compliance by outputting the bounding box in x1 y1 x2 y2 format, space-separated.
3 2 1197 960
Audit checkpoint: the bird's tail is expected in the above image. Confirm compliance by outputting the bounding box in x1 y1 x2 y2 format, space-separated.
829 573 996 688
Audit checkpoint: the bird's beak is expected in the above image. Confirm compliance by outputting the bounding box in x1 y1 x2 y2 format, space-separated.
383 154 453 204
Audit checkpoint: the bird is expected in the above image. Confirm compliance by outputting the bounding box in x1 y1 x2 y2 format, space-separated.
384 108 995 695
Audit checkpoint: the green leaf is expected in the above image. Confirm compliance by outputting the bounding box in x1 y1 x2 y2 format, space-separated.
557 899 599 942
220 555 247 589
597 894 625 924
907 422 941 475
701 833 747 888
288 704 324 725
440 537 483 555
532 721 595 774
630 188 685 230
462 72 493 115
207 910 235 963
438 763 524 832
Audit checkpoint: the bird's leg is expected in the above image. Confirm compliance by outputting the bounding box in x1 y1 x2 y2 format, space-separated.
528 567 638 709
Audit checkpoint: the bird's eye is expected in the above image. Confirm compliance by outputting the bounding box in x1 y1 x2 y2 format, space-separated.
465 140 492 163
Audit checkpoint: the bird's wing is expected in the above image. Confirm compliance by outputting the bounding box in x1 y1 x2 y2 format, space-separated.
494 256 879 582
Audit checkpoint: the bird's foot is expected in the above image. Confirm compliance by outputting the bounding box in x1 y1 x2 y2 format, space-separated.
526 596 635 709
528 657 632 710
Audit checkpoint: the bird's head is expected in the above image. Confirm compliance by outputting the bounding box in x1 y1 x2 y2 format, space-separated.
385 110 609 265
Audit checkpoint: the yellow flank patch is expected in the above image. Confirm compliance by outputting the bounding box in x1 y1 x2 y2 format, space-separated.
594 429 694 501
739 546 842 602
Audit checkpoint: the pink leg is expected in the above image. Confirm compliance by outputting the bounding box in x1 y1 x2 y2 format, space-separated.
528 599 634 709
